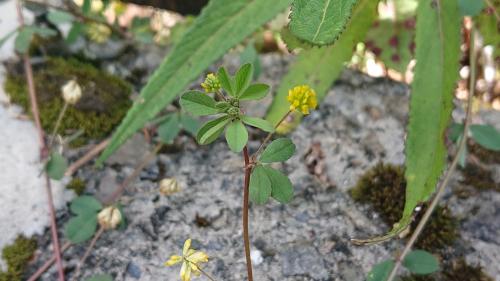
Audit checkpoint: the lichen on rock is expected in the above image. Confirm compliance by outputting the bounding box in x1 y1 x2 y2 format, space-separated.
4 57 132 146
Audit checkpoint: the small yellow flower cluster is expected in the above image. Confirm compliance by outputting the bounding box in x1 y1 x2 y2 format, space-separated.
287 85 318 115
165 239 209 281
201 73 221 93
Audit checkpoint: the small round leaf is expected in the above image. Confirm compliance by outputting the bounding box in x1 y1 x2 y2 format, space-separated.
403 250 440 275
366 260 394 281
46 152 68 180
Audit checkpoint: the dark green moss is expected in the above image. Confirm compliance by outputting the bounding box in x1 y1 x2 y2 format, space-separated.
66 177 86 195
4 57 131 146
350 163 458 251
458 143 500 192
401 259 493 281
0 236 37 281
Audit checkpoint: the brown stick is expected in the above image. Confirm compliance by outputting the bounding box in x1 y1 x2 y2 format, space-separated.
64 138 110 177
27 242 72 281
16 1 65 280
242 146 253 281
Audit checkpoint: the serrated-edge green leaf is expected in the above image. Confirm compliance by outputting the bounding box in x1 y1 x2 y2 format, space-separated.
235 63 254 96
262 166 293 203
249 165 272 204
97 0 292 165
197 115 231 145
180 91 218 116
260 138 296 163
289 0 358 46
267 0 378 124
403 250 440 275
239 83 270 101
64 212 98 243
70 195 103 215
225 120 248 152
240 115 274 132
355 0 461 244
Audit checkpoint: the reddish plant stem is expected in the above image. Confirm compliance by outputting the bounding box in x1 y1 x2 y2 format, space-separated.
27 242 72 281
242 146 253 281
64 138 110 177
71 226 105 281
16 1 65 280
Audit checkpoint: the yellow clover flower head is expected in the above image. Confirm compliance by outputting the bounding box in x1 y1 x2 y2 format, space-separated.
287 85 318 115
165 238 209 281
201 73 221 93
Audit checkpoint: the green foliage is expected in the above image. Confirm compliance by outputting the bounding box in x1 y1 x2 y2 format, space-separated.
225 120 248 152
365 19 415 73
459 0 485 16
267 0 378 124
234 63 254 96
262 166 294 203
240 116 274 132
66 177 87 195
403 250 440 275
240 43 261 79
14 26 56 53
197 116 231 145
0 236 37 281
289 0 358 46
373 0 461 243
45 152 68 180
85 274 113 281
64 196 103 243
158 114 182 144
97 0 292 164
5 57 131 146
131 17 155 44
259 138 296 163
249 165 272 204
475 0 499 59
366 260 394 281
240 84 270 101
469 124 500 151
47 10 75 24
180 91 219 116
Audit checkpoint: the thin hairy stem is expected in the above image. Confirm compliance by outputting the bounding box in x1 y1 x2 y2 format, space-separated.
64 138 110 176
386 26 477 281
71 226 105 281
16 1 65 280
242 146 253 281
196 265 217 281
48 102 68 148
27 242 72 281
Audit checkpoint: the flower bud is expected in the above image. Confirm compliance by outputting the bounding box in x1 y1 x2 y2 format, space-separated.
97 206 122 230
61 80 82 105
159 178 180 196
201 73 221 93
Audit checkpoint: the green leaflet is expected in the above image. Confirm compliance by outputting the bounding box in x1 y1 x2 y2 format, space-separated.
289 0 358 46
366 260 394 281
225 120 248 152
97 0 292 165
353 0 461 244
267 0 378 124
403 250 440 275
46 152 68 180
249 165 272 204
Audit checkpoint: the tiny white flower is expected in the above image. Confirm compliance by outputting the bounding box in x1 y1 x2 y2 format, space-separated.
61 79 82 105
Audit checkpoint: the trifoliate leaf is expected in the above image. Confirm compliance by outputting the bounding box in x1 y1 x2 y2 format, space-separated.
180 91 218 116
225 120 248 152
260 138 296 163
403 250 440 275
240 115 274 132
249 165 272 204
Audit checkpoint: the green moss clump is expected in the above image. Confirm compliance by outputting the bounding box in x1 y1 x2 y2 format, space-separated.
0 236 37 281
401 259 493 281
4 57 132 146
350 163 458 251
66 177 86 195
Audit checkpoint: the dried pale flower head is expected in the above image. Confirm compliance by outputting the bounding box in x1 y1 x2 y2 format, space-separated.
61 79 82 105
97 206 122 230
287 85 318 115
165 238 209 281
201 73 221 93
159 178 180 196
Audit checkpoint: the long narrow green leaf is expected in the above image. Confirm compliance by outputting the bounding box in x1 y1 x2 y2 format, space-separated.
289 0 358 46
267 0 378 124
97 0 292 164
353 0 461 245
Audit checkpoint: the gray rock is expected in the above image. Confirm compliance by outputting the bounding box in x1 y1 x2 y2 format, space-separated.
281 243 329 280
